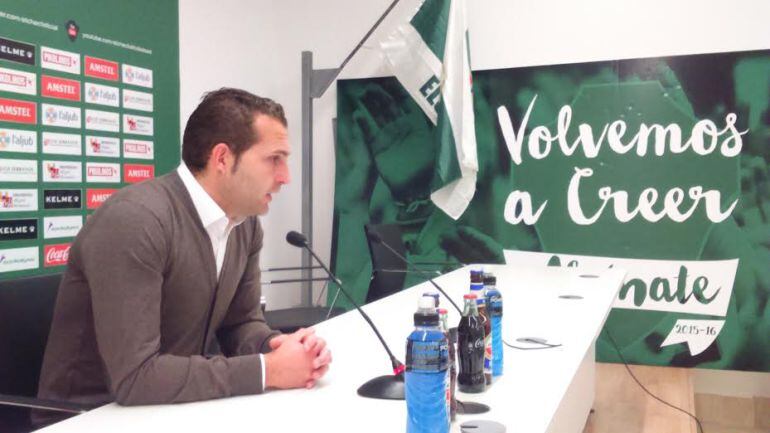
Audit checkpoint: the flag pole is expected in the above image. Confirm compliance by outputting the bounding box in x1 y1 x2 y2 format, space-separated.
300 0 404 306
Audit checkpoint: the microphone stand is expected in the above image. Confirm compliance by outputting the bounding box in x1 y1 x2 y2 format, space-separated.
287 233 406 400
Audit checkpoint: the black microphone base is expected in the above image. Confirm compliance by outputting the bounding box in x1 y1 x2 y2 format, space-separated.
357 373 405 400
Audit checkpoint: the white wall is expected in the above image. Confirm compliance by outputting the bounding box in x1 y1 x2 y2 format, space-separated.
180 0 770 395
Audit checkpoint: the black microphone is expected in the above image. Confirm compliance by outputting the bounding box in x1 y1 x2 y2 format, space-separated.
285 231 405 400
367 231 462 315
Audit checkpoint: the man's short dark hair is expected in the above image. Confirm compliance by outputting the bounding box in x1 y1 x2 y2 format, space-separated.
182 88 287 173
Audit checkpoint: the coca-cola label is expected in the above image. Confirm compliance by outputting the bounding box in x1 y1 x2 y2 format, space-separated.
44 243 71 267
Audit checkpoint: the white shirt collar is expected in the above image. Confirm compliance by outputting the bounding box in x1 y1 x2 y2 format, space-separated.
177 163 232 230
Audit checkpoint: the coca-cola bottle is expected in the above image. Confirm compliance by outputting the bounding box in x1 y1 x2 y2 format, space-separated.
457 293 485 393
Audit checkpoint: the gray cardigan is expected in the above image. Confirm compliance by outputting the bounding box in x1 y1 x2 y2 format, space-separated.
37 171 279 411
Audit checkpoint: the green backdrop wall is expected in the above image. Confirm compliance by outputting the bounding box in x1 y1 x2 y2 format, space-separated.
332 49 770 372
0 0 179 280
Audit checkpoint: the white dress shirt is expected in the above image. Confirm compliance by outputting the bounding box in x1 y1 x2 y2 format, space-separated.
177 164 267 388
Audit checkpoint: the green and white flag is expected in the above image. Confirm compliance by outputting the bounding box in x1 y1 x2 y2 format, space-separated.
380 0 478 220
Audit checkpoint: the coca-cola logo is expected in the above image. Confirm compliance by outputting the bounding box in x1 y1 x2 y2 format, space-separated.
44 243 71 267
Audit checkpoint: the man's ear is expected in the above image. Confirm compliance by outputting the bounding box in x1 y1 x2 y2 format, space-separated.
209 142 232 174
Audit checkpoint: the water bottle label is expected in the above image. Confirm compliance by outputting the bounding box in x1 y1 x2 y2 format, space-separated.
407 340 449 372
488 294 503 314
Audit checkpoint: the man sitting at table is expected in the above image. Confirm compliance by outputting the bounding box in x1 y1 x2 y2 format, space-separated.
36 88 331 423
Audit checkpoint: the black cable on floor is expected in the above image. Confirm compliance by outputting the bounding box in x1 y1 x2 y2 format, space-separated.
604 329 704 433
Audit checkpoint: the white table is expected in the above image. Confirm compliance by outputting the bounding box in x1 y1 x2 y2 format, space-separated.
39 264 624 433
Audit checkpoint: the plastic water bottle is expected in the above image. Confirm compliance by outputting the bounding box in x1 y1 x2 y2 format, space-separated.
484 274 504 378
438 308 456 422
406 296 450 433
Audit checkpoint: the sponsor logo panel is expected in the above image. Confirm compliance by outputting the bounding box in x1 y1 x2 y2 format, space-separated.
0 128 36 154
41 75 80 101
42 132 81 156
0 218 37 241
44 243 71 267
43 215 82 239
0 66 36 95
41 103 81 129
0 246 39 273
0 189 37 212
41 46 80 75
84 82 118 107
84 109 119 132
42 160 82 183
122 139 153 160
0 97 36 124
43 189 82 210
85 135 120 158
0 158 37 182
84 56 118 81
122 64 153 88
0 37 35 66
122 88 153 112
124 164 154 183
86 162 120 183
123 114 153 136
86 188 116 209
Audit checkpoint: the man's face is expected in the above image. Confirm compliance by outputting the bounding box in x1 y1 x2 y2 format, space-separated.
223 115 290 218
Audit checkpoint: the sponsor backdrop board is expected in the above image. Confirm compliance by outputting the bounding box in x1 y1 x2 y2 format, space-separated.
0 1 179 279
333 50 770 372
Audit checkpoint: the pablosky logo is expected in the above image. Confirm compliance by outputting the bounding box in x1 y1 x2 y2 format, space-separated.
41 46 80 75
0 67 36 96
86 162 120 183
